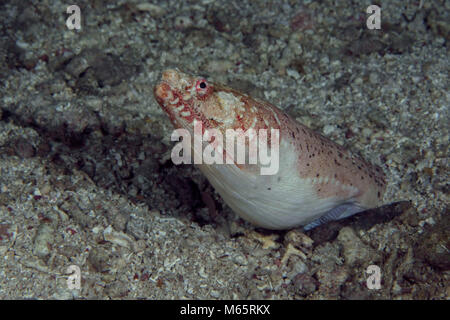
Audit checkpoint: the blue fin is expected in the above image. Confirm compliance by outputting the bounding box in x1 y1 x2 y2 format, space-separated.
303 203 363 230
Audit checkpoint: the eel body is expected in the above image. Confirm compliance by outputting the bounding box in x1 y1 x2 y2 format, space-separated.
154 69 386 230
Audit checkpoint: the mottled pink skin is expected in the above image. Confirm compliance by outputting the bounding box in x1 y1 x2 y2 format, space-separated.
280 112 386 207
154 69 386 225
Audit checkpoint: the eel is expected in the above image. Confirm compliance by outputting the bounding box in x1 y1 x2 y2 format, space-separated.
154 69 386 230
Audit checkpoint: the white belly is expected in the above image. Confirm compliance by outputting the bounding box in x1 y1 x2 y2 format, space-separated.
197 141 351 229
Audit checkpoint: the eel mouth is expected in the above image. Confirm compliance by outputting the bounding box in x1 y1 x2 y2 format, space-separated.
154 81 173 103
154 70 176 99
154 69 199 128
154 69 194 105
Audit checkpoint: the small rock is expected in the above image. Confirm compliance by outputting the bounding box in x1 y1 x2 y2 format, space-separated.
346 36 386 56
284 229 313 253
133 239 147 252
88 247 112 272
33 223 54 259
60 201 95 228
292 273 318 296
287 257 308 279
126 214 150 240
112 211 129 232
337 227 379 267
210 290 220 298
323 124 337 136
64 54 90 78
249 231 280 250
174 16 193 30
0 224 12 240
232 253 248 266
414 214 450 270
136 3 165 17
103 225 134 249
14 139 35 158
369 71 380 85
185 28 214 48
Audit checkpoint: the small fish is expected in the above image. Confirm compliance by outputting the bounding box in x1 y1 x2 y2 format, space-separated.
154 69 386 230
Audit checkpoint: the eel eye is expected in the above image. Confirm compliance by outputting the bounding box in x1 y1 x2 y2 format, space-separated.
195 79 208 95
